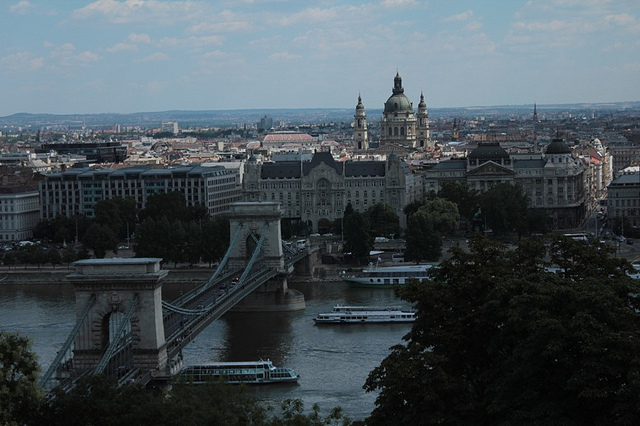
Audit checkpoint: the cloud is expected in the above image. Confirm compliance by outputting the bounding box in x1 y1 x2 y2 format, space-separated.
443 10 474 23
71 0 204 25
0 51 44 73
465 21 483 31
49 43 100 67
267 52 302 62
135 52 170 63
189 20 251 33
381 0 418 7
107 43 138 53
9 0 35 14
128 33 151 43
278 7 339 26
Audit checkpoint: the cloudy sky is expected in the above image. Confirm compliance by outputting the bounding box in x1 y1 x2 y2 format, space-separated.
2 0 639 116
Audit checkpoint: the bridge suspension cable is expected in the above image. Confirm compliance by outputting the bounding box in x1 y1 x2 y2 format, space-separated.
237 223 269 285
40 294 96 388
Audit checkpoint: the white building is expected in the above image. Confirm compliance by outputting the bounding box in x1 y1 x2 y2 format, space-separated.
0 185 40 242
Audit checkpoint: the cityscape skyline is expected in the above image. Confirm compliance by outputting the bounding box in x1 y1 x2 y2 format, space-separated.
2 0 640 116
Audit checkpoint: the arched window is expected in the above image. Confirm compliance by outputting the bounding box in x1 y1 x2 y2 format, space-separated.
394 127 399 136
388 128 392 136
400 127 405 136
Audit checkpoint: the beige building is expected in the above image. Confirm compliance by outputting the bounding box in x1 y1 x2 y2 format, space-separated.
423 139 588 229
607 167 640 228
242 151 423 232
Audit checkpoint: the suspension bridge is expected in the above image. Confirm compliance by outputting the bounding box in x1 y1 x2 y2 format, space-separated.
40 202 311 391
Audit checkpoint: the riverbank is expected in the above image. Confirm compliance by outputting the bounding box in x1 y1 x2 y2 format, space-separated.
0 264 345 285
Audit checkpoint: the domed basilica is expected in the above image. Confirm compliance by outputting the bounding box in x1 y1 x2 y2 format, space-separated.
354 72 431 151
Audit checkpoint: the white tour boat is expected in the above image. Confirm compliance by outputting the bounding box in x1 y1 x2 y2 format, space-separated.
341 264 436 288
178 359 299 385
314 305 416 324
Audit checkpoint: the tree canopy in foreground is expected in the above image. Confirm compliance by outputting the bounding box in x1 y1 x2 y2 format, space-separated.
364 236 640 425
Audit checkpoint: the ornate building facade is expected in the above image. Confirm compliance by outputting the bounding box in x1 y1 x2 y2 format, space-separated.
423 139 588 229
242 151 423 232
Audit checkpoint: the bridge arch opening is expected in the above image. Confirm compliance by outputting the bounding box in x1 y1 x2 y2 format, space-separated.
101 310 132 348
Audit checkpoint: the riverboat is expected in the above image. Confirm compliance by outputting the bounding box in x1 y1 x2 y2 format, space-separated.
178 359 299 385
341 264 436 288
314 305 416 324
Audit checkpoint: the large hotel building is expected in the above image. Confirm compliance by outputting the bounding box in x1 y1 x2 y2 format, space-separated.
39 165 241 219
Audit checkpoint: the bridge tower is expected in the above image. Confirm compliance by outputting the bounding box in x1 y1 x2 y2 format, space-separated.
66 258 169 374
227 201 305 311
227 202 285 272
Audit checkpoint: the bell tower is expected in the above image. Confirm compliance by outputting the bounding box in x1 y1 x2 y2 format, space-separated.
354 94 368 151
417 91 430 148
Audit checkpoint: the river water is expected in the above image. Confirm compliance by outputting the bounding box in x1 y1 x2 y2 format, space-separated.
0 278 411 421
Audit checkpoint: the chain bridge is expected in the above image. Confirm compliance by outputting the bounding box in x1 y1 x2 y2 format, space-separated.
40 202 311 391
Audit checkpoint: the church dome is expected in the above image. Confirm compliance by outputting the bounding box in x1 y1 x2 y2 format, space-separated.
468 142 509 161
545 138 571 154
383 72 413 114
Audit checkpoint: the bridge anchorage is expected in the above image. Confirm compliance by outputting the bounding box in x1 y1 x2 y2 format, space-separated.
41 201 309 391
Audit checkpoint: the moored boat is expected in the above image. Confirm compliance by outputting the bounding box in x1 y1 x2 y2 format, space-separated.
314 305 416 324
178 359 299 385
341 264 436 288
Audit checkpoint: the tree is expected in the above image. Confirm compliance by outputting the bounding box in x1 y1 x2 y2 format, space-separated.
0 332 44 425
403 198 459 262
364 236 640 425
403 210 441 262
48 248 62 269
342 204 371 262
42 374 354 426
201 217 230 266
81 223 119 258
365 203 400 238
94 197 137 241
437 180 478 221
478 183 529 235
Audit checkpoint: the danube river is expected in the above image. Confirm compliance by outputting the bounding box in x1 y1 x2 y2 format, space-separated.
0 277 411 421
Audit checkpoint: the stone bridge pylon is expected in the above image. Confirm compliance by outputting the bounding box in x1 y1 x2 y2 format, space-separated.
227 201 305 311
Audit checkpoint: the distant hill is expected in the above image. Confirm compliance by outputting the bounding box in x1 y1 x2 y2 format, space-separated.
1 102 639 129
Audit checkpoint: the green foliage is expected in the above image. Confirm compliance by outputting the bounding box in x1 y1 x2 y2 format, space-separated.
39 375 352 426
404 210 441 262
365 203 400 238
201 216 230 266
140 191 207 224
81 223 119 258
364 236 640 425
478 183 529 235
437 181 478 220
93 196 137 240
33 215 91 245
342 204 371 262
403 198 459 262
0 332 43 426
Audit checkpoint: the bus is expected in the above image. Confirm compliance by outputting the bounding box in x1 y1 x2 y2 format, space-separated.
563 233 589 242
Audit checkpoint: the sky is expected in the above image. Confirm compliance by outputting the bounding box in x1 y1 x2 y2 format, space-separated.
1 0 640 116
